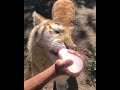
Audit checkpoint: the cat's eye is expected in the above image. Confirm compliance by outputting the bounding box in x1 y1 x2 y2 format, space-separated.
54 29 64 34
54 29 61 34
55 22 60 25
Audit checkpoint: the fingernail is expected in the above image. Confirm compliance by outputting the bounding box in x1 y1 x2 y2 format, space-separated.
66 59 73 65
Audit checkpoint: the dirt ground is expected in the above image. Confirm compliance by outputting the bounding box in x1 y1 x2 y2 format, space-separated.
24 0 96 90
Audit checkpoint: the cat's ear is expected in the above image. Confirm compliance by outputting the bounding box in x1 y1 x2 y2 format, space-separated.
32 11 46 26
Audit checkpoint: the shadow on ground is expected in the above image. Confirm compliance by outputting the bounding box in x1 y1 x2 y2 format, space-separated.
53 77 78 90
74 0 96 9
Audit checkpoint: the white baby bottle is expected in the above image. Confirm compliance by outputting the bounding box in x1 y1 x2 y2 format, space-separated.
58 48 84 74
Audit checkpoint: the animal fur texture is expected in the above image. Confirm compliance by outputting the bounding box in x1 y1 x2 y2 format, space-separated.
27 0 75 90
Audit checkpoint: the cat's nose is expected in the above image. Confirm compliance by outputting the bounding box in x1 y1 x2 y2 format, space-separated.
73 44 77 50
66 44 77 50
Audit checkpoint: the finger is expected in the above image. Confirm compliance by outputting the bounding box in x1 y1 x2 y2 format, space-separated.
55 59 73 69
61 59 73 68
64 68 80 77
68 50 84 60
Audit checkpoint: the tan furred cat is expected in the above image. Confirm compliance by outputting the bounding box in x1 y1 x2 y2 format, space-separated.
52 0 75 90
27 0 75 90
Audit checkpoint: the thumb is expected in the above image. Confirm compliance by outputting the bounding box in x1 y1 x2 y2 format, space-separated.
55 59 73 69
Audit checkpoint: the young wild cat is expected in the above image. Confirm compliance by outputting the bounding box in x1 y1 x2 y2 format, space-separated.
26 0 75 90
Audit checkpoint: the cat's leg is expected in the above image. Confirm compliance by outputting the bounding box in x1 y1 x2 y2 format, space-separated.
55 75 69 90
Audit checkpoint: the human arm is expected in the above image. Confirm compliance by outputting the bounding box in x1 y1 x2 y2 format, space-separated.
24 50 84 90
24 59 73 90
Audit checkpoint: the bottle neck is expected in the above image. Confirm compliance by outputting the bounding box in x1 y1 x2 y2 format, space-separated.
57 48 65 54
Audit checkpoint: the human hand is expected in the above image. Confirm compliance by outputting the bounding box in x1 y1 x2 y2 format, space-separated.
68 49 85 61
55 50 85 77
